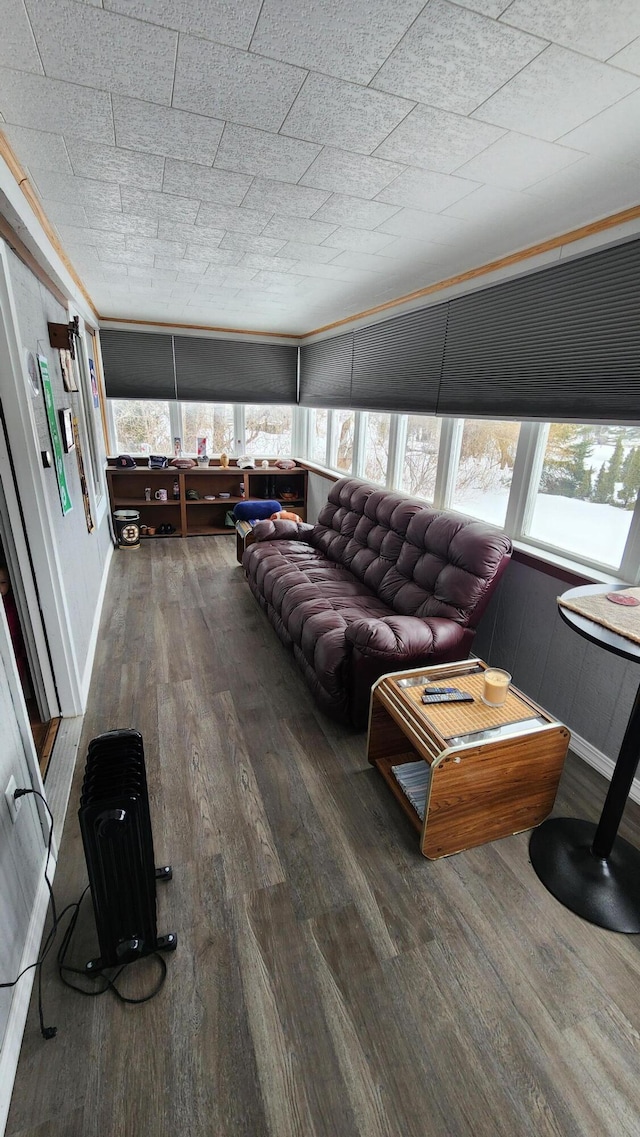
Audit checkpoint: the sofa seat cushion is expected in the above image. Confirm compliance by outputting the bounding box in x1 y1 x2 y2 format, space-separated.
246 538 393 699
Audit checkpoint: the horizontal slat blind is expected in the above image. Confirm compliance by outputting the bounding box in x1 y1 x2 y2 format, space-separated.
100 330 176 400
351 305 447 413
173 335 297 404
299 332 353 407
440 239 640 421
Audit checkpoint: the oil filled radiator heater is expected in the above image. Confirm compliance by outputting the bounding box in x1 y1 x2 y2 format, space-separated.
78 729 177 972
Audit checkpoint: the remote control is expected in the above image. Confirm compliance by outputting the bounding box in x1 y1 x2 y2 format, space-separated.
421 692 474 704
423 686 459 694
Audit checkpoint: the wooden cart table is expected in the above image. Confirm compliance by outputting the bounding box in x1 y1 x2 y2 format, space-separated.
367 659 570 859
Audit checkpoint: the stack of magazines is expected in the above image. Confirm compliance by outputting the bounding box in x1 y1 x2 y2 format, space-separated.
391 760 432 820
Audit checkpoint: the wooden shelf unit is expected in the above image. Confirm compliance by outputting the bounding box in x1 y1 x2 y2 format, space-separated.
106 460 308 540
368 659 570 859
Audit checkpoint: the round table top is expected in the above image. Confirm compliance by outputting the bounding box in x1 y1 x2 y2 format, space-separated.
558 583 640 665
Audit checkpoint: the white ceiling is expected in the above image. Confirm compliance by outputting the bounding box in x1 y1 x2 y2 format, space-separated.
1 0 640 335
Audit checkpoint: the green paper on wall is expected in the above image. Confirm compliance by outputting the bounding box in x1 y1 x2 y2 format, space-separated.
39 354 72 516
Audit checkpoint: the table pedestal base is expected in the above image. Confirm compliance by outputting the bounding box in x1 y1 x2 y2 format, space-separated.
529 817 640 933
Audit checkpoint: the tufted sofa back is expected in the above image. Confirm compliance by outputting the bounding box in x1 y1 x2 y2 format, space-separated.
311 477 512 626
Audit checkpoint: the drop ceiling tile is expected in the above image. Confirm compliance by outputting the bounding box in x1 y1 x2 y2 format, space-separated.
163 159 252 207
377 207 471 243
455 131 584 190
321 227 396 254
25 0 178 103
375 167 480 211
98 247 155 266
0 69 114 141
281 72 413 155
66 138 165 190
125 236 188 259
128 264 177 280
501 0 640 62
371 0 545 115
291 262 354 280
157 220 225 244
274 242 339 262
610 36 640 75
0 0 43 73
261 215 338 245
300 148 404 198
240 253 297 272
442 183 541 225
112 96 224 165
209 266 259 285
524 154 640 216
185 245 242 266
57 224 127 251
2 125 72 173
105 0 263 50
181 233 223 257
311 195 400 230
456 1 511 15
173 36 306 132
220 232 287 255
155 256 209 275
251 0 426 85
241 178 329 219
89 210 159 237
121 187 200 222
31 171 122 211
195 203 272 233
376 235 449 262
372 104 505 173
328 250 391 272
42 201 89 227
214 124 319 182
559 88 640 166
473 45 640 141
250 270 305 290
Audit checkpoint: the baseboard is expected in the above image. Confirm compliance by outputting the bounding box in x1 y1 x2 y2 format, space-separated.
570 731 640 805
80 540 113 706
0 865 52 1137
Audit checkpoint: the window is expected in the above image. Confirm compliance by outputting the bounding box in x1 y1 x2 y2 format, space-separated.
181 403 234 456
452 419 521 527
362 413 390 485
244 405 293 457
331 410 354 472
111 400 172 455
308 409 329 466
524 423 640 568
401 415 442 502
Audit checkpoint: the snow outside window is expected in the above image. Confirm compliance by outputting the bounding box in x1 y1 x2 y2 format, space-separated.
452 420 521 527
401 415 442 502
244 405 293 457
525 424 639 569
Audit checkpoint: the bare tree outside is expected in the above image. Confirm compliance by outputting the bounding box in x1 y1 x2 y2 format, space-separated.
335 411 354 471
309 409 328 465
363 414 391 484
112 400 172 454
245 405 292 456
401 415 442 500
182 403 234 455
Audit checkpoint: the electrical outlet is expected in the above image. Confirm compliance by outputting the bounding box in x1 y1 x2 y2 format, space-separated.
5 776 21 823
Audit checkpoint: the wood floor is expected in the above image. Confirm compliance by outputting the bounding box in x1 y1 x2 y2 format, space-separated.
7 537 640 1137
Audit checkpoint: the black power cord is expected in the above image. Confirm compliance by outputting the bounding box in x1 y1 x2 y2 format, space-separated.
1 787 168 1039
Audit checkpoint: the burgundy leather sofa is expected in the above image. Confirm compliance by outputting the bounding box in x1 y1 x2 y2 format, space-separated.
243 477 512 728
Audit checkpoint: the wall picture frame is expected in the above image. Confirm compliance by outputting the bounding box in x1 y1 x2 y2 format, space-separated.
59 407 75 453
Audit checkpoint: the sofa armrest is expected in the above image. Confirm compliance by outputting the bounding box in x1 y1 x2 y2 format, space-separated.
252 518 315 542
345 615 466 659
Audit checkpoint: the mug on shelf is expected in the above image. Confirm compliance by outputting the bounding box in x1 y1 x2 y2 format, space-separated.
155 489 168 501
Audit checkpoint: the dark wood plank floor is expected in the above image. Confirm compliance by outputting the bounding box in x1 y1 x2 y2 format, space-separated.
8 537 640 1137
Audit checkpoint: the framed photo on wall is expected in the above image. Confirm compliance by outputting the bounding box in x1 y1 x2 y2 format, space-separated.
59 407 75 453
